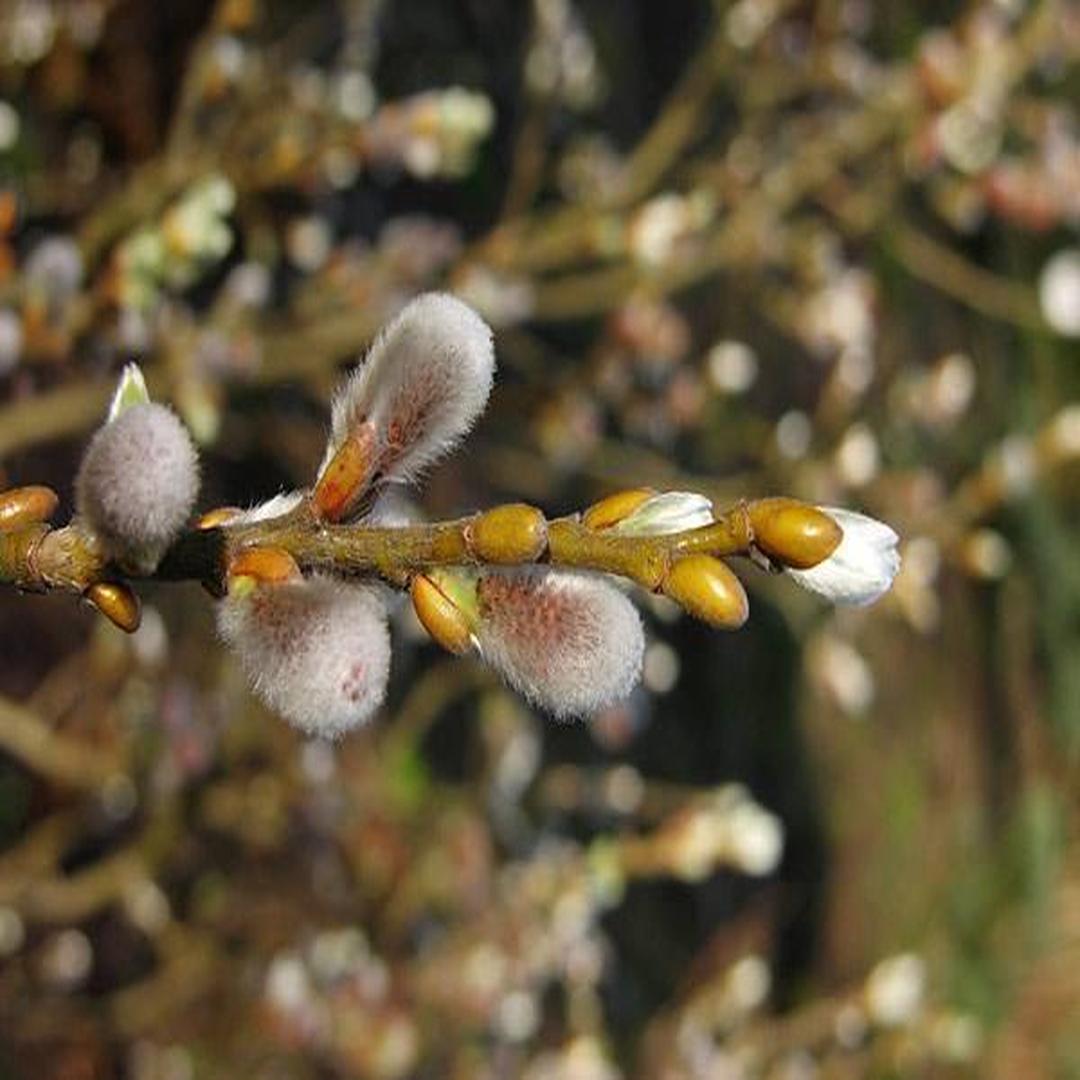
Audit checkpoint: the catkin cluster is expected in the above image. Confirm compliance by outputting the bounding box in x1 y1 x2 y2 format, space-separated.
64 295 900 738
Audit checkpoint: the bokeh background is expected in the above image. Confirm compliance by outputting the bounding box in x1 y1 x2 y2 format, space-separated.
1 1 1079 1076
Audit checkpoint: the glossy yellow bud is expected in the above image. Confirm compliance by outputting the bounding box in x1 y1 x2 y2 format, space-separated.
662 555 748 630
197 506 243 529
748 498 842 570
0 486 59 531
582 488 655 530
411 573 473 655
313 423 376 523
467 503 547 565
86 581 141 633
228 546 302 588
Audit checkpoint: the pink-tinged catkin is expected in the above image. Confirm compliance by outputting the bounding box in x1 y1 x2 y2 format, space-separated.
75 402 199 571
217 576 391 738
473 568 644 719
325 292 494 487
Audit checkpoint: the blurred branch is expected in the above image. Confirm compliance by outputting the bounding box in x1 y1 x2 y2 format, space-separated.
0 695 123 791
888 225 1047 332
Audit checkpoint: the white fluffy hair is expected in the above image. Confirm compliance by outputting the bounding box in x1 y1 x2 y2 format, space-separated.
473 568 644 719
76 402 199 572
323 292 494 487
218 576 391 738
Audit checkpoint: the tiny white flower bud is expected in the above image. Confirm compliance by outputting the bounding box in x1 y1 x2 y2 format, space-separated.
473 568 644 719
218 577 390 738
324 292 494 488
76 401 199 571
611 491 713 536
787 507 900 606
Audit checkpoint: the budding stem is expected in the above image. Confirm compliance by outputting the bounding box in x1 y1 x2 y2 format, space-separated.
0 499 757 606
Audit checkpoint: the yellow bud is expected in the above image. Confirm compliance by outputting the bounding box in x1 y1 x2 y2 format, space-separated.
313 423 376 523
0 486 59 531
748 498 842 570
228 546 302 588
582 488 655 530
467 503 547 565
86 581 142 633
411 573 473 655
197 506 243 529
662 555 748 629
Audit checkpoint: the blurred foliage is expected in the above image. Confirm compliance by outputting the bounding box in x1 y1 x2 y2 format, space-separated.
0 0 1079 1077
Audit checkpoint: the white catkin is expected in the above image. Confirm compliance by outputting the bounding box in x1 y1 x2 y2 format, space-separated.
473 568 644 719
324 292 494 485
75 402 199 571
217 576 390 738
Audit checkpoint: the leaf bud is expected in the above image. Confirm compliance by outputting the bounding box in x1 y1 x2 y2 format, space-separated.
228 546 302 589
467 503 547 564
0 485 59 531
748 498 842 570
662 555 748 629
312 422 377 523
86 581 142 633
410 573 474 655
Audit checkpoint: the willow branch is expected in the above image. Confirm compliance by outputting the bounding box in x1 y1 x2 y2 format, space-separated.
1 499 755 602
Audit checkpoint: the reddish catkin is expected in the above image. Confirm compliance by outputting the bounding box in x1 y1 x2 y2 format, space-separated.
217 576 391 738
323 292 495 491
472 568 644 719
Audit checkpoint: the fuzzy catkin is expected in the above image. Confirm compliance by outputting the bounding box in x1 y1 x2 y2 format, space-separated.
325 292 494 486
75 402 199 571
218 576 390 738
473 568 644 719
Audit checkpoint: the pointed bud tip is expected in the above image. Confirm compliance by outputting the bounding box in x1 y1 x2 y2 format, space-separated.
107 363 151 422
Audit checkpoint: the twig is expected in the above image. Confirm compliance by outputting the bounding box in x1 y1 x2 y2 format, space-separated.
2 499 755 602
0 695 123 792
